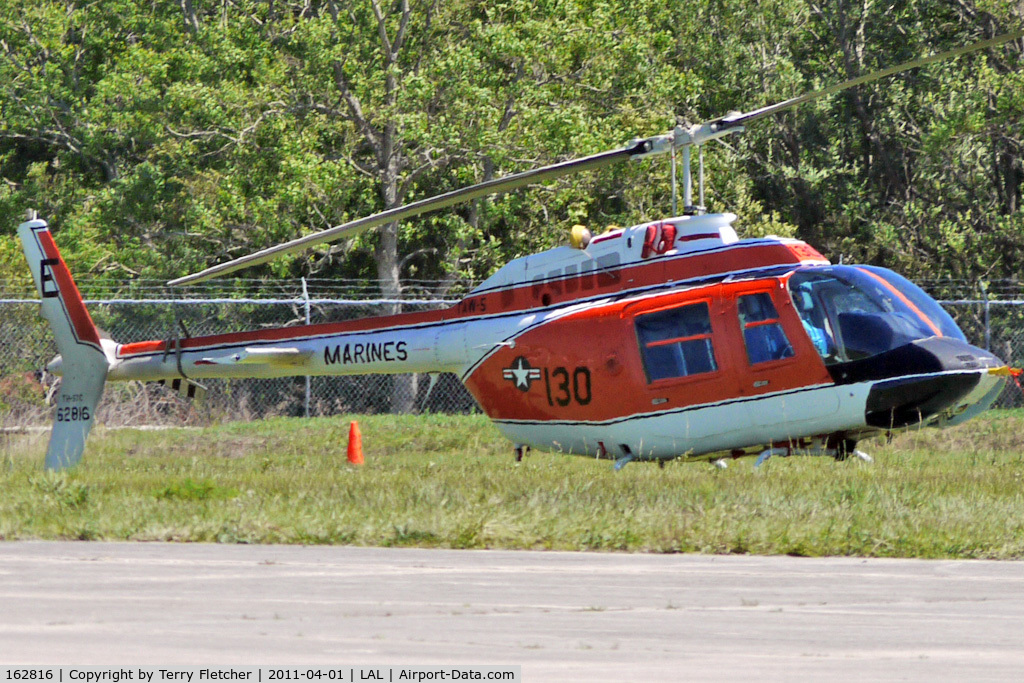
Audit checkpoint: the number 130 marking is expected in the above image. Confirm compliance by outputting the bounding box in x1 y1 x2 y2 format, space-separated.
544 366 592 407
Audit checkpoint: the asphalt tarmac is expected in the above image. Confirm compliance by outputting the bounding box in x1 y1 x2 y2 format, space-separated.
1 542 1021 680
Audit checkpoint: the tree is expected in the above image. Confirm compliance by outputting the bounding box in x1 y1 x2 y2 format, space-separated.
2 0 1021 338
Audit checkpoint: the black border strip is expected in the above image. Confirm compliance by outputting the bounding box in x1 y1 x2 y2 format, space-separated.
492 368 986 429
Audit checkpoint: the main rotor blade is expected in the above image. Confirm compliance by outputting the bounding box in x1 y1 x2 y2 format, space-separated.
713 29 1023 132
168 142 647 285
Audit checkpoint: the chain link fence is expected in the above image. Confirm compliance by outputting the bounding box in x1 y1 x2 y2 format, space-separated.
0 278 478 428
2 277 1023 428
917 279 1024 409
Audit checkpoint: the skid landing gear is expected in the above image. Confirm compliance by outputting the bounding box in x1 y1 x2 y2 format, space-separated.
831 437 873 463
754 447 791 468
754 439 873 468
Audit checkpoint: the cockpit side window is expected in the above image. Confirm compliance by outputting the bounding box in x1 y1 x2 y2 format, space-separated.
790 282 839 362
737 293 794 364
859 266 965 341
787 266 966 363
635 302 718 382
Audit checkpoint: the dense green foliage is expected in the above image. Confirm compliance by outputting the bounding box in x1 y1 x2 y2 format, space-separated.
2 412 1023 557
1 0 1022 291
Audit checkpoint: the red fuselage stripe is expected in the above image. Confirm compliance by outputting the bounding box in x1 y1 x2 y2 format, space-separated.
38 229 103 349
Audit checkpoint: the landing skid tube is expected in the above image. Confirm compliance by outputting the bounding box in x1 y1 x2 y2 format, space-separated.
754 445 873 468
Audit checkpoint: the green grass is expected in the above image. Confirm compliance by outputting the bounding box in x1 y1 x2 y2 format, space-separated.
2 411 1023 557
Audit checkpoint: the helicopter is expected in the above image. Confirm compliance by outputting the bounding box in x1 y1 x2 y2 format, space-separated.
17 29 1023 470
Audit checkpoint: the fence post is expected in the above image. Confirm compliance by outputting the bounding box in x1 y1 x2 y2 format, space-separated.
302 277 311 418
980 279 990 351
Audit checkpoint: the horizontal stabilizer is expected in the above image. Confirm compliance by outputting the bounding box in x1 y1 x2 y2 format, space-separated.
156 377 208 401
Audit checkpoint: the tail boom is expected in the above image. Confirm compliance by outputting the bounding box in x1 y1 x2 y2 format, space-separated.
106 318 473 382
16 216 527 468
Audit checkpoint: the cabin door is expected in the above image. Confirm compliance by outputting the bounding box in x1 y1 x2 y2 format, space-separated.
728 285 839 430
630 285 746 453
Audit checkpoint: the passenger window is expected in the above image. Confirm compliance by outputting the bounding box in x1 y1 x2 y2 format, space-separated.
636 303 718 382
738 293 794 365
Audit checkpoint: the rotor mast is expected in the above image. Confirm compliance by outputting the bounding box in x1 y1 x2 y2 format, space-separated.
633 120 746 216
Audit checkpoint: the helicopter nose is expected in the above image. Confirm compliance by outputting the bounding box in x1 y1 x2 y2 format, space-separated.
861 338 1005 429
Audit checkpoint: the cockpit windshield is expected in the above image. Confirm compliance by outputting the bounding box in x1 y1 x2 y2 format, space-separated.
787 265 965 364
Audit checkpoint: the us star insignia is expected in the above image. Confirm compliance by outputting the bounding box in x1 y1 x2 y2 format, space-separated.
503 356 541 392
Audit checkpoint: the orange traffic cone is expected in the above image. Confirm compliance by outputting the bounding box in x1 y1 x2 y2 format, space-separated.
347 420 364 465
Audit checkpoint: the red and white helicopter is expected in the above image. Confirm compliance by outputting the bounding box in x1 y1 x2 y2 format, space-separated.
18 30 1022 470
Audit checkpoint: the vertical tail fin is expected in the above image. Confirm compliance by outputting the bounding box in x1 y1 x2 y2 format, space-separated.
18 217 109 470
